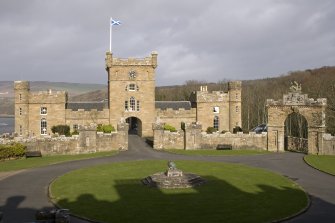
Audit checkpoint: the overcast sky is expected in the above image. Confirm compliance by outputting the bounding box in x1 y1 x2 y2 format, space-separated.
0 0 334 86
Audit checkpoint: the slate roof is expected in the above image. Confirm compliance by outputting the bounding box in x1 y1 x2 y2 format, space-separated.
155 101 192 110
66 102 107 111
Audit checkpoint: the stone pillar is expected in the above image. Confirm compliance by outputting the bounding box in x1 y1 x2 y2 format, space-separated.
267 126 285 152
152 122 164 149
117 122 129 150
182 122 202 150
78 124 97 151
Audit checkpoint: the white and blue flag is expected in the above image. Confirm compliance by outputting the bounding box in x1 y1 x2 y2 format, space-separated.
111 19 121 26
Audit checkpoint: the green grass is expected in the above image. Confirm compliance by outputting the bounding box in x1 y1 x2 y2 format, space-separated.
0 151 118 172
165 149 270 156
50 160 308 223
304 155 335 175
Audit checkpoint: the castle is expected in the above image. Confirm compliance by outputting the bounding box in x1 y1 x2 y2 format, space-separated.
14 51 242 137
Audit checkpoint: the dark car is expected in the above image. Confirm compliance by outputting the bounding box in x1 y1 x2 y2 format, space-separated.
251 124 267 134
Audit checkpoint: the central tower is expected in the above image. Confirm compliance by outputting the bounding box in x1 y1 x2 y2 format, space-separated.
105 51 158 137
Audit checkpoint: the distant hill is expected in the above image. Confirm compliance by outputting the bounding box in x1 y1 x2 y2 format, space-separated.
0 81 106 98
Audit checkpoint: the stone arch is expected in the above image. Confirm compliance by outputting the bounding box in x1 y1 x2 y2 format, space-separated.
266 83 327 154
284 112 308 153
126 116 142 136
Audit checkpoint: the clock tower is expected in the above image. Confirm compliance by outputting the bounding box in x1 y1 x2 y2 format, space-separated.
105 51 158 137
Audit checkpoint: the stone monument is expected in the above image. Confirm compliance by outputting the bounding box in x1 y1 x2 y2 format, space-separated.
142 161 206 189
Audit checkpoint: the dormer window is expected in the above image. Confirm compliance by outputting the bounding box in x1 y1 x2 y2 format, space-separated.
41 107 47 115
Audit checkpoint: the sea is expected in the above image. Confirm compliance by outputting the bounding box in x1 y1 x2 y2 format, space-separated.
0 117 14 134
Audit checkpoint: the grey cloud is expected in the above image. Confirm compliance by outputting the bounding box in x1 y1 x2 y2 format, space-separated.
0 0 334 86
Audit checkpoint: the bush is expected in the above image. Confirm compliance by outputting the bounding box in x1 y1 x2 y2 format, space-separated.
163 124 177 132
206 127 217 134
0 143 26 160
51 125 71 136
96 124 104 132
102 124 115 133
71 130 79 135
233 126 243 134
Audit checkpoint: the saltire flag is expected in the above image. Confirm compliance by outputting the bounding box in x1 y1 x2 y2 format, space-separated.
111 19 121 26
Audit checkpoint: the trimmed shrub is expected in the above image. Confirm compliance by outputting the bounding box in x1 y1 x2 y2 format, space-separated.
163 124 177 132
206 127 217 134
51 125 71 136
96 124 104 132
0 143 26 160
71 130 79 135
102 124 115 133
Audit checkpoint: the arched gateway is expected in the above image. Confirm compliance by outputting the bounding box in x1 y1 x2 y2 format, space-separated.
266 82 327 154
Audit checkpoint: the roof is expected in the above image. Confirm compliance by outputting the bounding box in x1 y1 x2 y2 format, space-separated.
66 102 107 111
155 101 192 110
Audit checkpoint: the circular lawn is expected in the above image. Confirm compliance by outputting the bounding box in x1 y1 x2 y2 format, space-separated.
50 160 308 223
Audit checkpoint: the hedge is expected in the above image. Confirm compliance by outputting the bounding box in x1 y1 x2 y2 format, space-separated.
97 124 115 133
0 143 26 160
163 124 177 132
51 125 71 136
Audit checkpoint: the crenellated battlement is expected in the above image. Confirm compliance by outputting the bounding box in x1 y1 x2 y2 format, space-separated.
105 51 158 69
14 81 30 90
193 90 228 103
228 81 242 90
29 90 67 104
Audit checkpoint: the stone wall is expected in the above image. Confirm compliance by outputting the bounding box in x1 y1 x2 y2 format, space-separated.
11 123 128 155
156 108 196 130
153 129 184 150
319 133 335 155
198 132 267 150
153 122 267 150
65 109 110 131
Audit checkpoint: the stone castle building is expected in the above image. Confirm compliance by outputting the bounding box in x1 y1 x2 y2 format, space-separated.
14 51 241 138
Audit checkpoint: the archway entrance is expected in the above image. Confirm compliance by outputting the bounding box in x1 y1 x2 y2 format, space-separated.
284 112 308 153
126 117 142 136
266 82 327 154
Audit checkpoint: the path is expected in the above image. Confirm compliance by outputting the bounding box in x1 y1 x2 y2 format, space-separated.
0 135 334 222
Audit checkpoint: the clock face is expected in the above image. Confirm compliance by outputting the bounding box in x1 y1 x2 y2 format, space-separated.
129 70 136 79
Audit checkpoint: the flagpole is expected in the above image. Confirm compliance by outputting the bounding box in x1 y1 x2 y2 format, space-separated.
110 17 112 53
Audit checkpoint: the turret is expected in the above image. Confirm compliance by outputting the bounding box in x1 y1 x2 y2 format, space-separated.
14 81 30 136
228 81 242 132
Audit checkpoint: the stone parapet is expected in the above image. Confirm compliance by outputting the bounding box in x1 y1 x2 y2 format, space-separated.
105 51 158 68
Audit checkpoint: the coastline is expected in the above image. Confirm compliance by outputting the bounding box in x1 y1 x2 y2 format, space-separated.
0 115 14 118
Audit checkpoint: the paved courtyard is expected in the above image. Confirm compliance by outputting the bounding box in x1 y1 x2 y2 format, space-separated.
0 135 335 222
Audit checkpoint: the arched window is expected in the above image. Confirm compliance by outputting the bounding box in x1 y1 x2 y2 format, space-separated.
213 116 219 130
130 97 136 111
41 118 47 135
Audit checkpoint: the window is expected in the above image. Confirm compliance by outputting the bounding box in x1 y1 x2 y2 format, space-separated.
73 124 78 131
130 97 136 111
236 93 239 100
126 84 139 91
236 106 239 113
129 84 136 91
213 106 219 113
19 107 22 115
125 101 128 110
213 116 219 130
19 125 22 136
19 94 22 101
137 100 140 111
41 118 47 135
40 107 47 115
